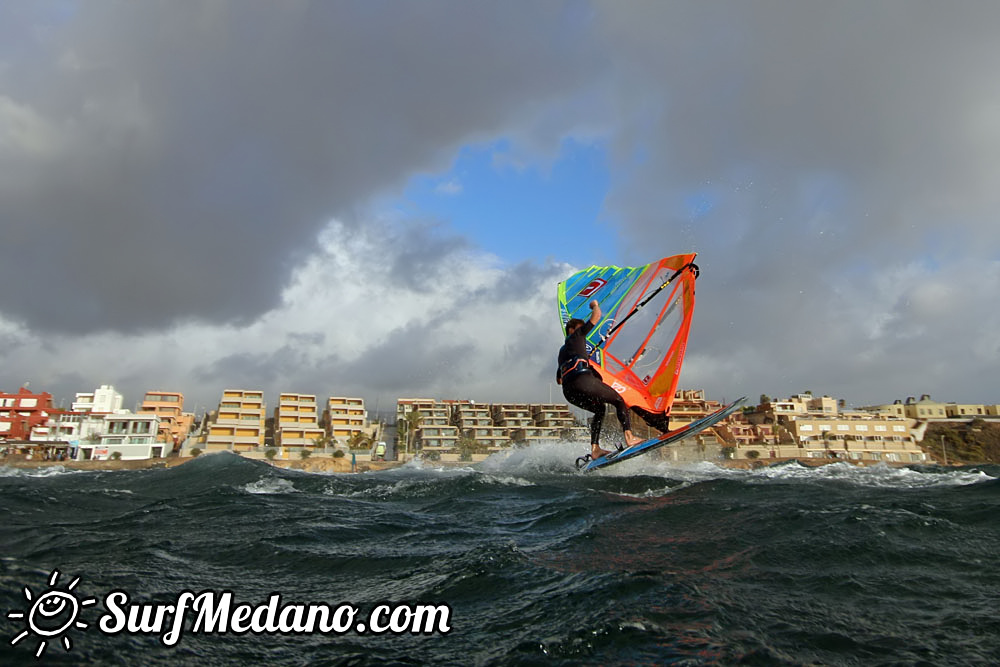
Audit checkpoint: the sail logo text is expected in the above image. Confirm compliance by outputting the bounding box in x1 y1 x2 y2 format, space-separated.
578 278 606 298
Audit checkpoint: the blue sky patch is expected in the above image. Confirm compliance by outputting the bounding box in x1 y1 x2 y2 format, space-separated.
397 139 617 267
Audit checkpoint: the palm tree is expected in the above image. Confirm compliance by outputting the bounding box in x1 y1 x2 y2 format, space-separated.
403 410 423 456
347 431 370 451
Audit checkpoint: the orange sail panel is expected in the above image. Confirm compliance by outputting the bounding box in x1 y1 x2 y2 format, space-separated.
557 254 698 418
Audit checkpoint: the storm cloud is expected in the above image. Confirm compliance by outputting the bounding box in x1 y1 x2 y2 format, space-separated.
0 1 599 333
2 1 999 410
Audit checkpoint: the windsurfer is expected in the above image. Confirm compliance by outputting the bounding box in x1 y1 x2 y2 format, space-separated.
557 299 642 459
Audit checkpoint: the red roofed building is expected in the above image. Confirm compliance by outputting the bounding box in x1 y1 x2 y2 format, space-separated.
0 387 55 441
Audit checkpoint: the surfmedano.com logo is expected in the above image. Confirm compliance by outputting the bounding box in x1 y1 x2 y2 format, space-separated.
7 570 98 658
8 569 451 658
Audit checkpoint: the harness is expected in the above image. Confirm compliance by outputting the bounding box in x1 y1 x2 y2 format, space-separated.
559 356 592 382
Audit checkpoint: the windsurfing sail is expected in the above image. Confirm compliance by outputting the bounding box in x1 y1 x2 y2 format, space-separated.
557 253 699 429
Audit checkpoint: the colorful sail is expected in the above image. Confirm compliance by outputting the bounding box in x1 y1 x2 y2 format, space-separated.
557 254 699 427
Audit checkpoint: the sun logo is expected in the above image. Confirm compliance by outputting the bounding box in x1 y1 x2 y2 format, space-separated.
7 569 97 658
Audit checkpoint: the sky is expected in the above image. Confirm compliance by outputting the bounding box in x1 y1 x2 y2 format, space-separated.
2 1 998 418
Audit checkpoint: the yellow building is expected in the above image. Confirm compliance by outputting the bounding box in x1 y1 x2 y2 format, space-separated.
396 398 588 458
733 393 927 463
668 389 723 427
861 401 907 419
903 395 948 420
275 393 325 449
138 390 194 447
945 403 989 418
396 398 458 454
325 396 369 446
454 402 508 450
204 389 266 452
782 414 926 463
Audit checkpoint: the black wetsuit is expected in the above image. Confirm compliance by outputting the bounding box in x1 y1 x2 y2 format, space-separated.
557 320 632 445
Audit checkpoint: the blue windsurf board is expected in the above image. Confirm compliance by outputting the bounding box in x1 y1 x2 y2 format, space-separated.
576 397 747 472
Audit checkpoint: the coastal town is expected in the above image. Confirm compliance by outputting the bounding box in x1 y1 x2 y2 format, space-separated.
3 384 998 470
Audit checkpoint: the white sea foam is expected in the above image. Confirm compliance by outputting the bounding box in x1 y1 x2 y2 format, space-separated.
612 481 691 499
0 465 83 478
742 460 995 488
242 477 299 494
574 455 997 489
477 439 582 475
480 474 535 487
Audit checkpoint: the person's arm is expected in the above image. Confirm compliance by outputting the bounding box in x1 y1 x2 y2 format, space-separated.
589 299 601 325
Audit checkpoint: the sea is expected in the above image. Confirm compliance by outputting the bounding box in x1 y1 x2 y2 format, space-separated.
1 446 997 666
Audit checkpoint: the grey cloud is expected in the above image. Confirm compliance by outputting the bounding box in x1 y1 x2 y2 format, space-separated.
587 2 1000 403
1 1 602 334
386 223 472 293
472 259 570 305
5 1 999 408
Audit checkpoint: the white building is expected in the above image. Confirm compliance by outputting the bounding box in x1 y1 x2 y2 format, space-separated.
72 384 125 414
75 413 166 461
31 412 106 452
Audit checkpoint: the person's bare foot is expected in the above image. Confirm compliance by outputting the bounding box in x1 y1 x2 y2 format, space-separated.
624 430 643 447
591 445 613 459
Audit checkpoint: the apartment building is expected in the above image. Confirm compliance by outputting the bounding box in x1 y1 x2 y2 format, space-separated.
945 403 989 418
734 393 926 463
668 389 723 427
76 413 165 461
395 398 590 457
902 395 948 420
783 415 925 463
71 385 124 414
275 393 325 449
30 410 105 447
491 403 534 430
723 413 778 446
138 391 194 446
531 404 576 430
396 398 459 453
0 387 55 440
517 404 587 444
203 389 266 452
325 396 369 446
868 397 998 420
454 402 508 450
